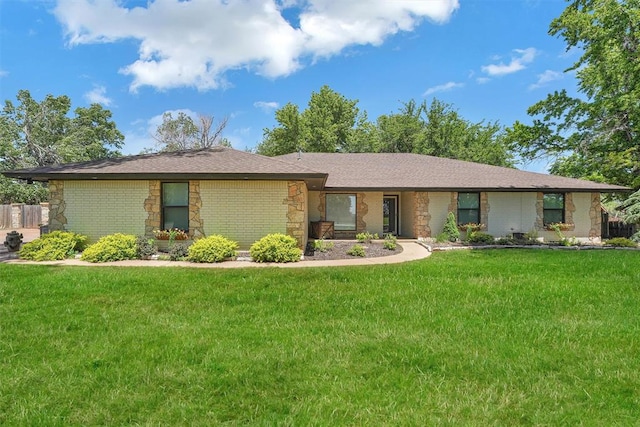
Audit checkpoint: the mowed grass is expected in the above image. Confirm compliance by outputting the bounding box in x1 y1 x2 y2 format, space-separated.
1 250 639 425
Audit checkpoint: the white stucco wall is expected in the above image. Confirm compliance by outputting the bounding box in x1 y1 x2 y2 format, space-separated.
487 192 538 237
400 192 414 237
363 192 384 235
428 192 452 237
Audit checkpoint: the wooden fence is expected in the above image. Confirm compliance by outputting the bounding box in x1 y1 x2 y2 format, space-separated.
0 204 48 229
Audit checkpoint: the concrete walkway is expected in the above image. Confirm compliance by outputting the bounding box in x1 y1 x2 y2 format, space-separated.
1 233 431 267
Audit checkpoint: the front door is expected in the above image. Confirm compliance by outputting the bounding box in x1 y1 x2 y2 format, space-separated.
383 196 398 235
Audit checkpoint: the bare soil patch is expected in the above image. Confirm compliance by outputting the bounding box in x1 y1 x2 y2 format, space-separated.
304 240 402 261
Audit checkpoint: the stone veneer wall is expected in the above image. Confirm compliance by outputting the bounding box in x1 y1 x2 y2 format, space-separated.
413 192 430 238
589 192 601 238
535 192 576 231
447 192 457 216
48 180 67 231
356 193 368 233
286 181 307 248
189 181 205 239
144 180 161 236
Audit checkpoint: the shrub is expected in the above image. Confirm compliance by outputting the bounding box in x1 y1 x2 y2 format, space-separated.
19 231 87 261
81 233 138 263
356 231 379 243
605 237 637 248
169 243 190 261
136 236 157 259
443 212 460 242
347 244 366 257
188 235 238 263
435 232 449 243
313 239 334 252
250 233 301 263
468 231 495 245
383 234 397 250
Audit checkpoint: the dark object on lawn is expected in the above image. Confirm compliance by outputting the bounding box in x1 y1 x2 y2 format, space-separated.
4 231 23 252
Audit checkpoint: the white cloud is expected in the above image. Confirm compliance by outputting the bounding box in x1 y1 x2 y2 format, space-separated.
529 69 563 90
423 81 463 96
54 0 459 92
481 47 537 76
0 69 8 78
254 101 280 112
476 77 490 84
84 85 113 106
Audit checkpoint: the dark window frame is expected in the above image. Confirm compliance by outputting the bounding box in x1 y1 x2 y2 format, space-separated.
457 192 480 225
162 182 190 232
543 193 565 225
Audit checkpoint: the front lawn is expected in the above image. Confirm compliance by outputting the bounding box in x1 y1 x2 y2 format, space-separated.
1 250 639 425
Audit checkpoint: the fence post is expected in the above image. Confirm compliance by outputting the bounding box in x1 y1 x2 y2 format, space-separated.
11 203 24 229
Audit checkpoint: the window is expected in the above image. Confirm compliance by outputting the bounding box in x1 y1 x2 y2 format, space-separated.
457 192 480 225
162 182 189 231
326 194 356 231
543 193 565 225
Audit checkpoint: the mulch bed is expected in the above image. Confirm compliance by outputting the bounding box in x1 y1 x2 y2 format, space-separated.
304 240 402 261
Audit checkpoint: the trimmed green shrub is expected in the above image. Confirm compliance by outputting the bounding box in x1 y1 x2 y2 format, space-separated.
443 212 460 242
468 232 495 245
356 231 379 243
169 243 189 261
605 237 637 248
136 236 157 259
383 234 397 250
313 239 334 252
347 244 366 257
19 231 87 261
250 233 301 263
81 233 138 263
188 235 238 263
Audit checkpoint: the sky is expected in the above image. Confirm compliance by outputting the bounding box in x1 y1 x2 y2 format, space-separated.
0 0 580 172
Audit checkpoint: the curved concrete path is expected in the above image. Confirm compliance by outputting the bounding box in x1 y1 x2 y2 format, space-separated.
3 241 431 268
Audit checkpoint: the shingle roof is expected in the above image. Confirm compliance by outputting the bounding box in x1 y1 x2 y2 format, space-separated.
276 152 628 192
3 147 327 183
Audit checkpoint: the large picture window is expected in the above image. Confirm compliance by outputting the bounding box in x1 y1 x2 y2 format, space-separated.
543 193 565 225
162 182 189 231
326 194 356 231
457 192 480 225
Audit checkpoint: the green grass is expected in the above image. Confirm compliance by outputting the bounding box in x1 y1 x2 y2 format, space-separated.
1 250 639 425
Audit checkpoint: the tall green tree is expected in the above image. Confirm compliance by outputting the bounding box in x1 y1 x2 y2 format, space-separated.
257 86 371 155
0 90 124 203
152 112 229 152
377 99 514 167
506 0 640 189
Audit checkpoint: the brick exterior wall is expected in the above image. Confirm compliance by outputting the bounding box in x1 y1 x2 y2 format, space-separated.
64 180 148 242
199 180 290 249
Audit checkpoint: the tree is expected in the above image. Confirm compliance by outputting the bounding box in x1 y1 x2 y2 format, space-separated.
257 85 371 155
377 99 514 167
0 90 124 203
506 0 640 189
153 111 229 152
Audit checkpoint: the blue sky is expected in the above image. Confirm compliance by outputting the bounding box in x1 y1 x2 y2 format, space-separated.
1 0 578 172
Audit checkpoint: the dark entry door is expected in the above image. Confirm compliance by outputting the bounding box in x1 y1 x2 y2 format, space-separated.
383 196 398 235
